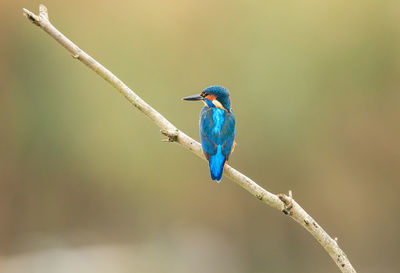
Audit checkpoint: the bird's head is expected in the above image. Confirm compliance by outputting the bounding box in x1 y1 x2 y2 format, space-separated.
182 86 231 112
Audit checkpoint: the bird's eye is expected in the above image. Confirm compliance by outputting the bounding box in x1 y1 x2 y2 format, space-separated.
201 92 207 97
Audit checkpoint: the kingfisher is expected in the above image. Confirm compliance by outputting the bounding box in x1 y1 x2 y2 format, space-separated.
183 86 236 182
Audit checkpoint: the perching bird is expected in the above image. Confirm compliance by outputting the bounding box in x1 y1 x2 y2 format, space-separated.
183 86 236 182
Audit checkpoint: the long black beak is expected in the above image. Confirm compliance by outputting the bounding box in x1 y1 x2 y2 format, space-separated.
182 94 203 101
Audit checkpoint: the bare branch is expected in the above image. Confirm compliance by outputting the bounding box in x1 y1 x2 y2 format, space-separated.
22 5 356 273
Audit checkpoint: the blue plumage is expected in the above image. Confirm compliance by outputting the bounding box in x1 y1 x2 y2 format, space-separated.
209 146 225 181
183 86 236 182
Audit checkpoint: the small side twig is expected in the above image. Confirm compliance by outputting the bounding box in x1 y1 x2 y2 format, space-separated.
278 190 293 215
161 129 179 142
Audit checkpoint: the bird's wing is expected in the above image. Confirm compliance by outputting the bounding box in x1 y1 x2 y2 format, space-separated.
200 107 217 160
220 111 235 160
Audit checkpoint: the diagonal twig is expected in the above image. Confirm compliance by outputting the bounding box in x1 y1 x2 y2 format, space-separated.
22 5 356 272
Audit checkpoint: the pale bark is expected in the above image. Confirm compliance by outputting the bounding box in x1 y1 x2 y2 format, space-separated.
23 5 356 272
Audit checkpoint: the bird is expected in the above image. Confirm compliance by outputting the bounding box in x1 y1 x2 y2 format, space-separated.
183 86 236 182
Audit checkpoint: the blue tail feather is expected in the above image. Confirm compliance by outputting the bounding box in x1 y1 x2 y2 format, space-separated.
209 145 226 182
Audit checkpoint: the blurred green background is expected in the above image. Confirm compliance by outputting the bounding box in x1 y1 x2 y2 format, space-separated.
1 0 399 272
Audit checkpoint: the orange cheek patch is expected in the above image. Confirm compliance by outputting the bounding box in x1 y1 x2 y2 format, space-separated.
205 95 216 101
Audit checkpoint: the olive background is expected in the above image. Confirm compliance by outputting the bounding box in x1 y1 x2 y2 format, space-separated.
1 0 399 272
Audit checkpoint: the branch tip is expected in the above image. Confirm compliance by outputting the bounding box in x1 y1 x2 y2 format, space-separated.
39 4 49 20
22 8 40 26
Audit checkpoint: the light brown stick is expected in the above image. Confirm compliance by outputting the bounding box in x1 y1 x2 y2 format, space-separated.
22 5 356 272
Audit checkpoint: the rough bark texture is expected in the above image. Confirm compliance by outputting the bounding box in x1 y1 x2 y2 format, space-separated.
23 5 356 272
